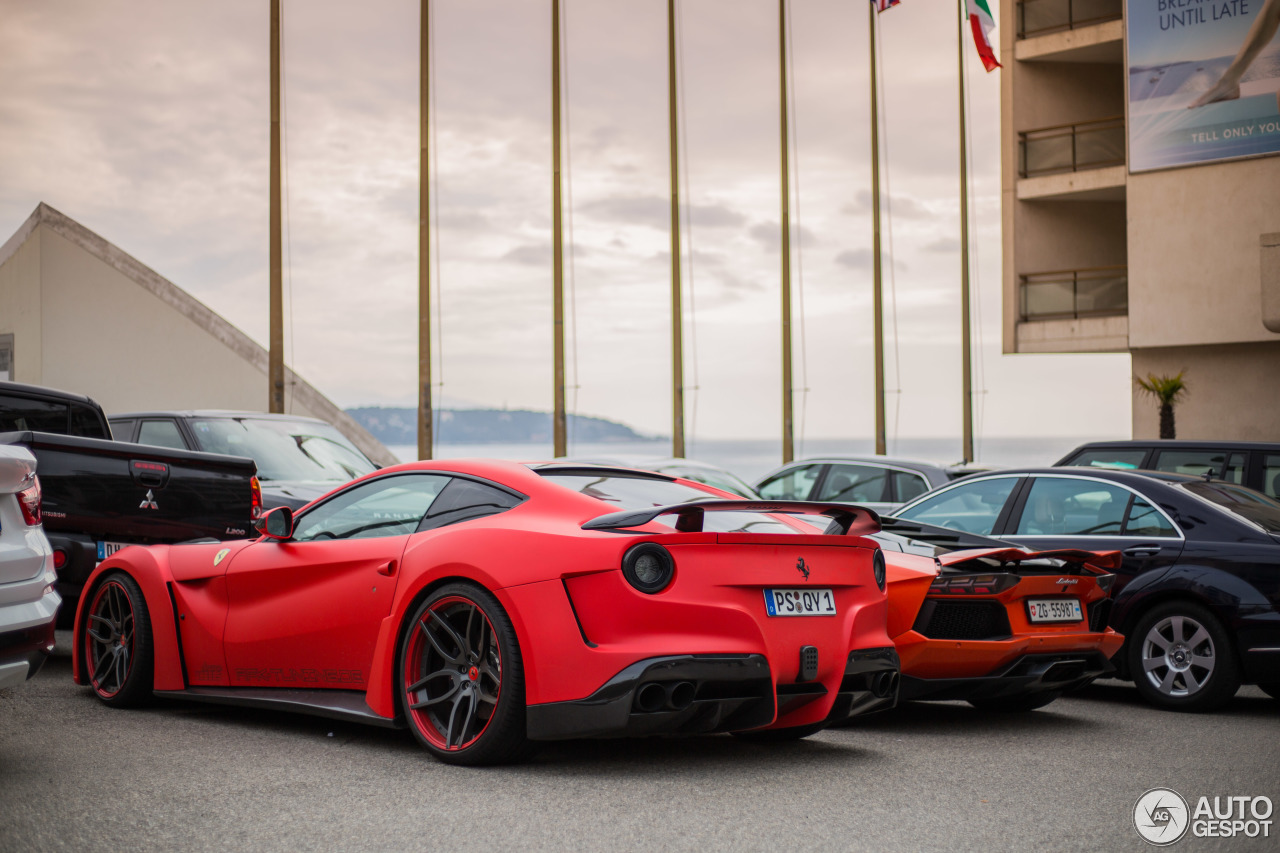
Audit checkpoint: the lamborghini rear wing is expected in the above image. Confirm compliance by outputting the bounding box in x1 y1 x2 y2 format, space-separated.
581 499 881 536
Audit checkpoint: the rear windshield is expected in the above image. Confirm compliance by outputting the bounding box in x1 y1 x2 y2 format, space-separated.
1179 481 1280 534
190 417 377 483
538 472 801 534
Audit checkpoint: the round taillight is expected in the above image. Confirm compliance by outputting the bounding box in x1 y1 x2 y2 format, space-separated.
622 543 675 594
52 549 67 570
872 549 886 591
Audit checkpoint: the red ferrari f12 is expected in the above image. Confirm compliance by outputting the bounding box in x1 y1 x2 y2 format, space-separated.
74 461 900 764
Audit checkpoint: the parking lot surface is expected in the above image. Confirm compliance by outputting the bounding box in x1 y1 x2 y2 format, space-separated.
1 642 1275 853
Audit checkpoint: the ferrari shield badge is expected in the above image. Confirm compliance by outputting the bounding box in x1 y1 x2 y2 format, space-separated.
213 548 231 567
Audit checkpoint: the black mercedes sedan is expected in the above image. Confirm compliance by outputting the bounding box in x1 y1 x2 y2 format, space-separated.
891 467 1280 712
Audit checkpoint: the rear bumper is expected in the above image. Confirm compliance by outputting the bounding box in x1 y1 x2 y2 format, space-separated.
0 609 58 689
525 646 901 741
900 651 1115 702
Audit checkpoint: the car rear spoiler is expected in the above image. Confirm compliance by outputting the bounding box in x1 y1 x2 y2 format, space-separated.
937 547 1122 574
581 499 881 536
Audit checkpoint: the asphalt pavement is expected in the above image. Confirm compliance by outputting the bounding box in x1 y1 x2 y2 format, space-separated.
1 638 1275 852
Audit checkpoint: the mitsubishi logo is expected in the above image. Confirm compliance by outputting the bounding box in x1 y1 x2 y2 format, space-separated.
796 557 811 580
139 489 159 510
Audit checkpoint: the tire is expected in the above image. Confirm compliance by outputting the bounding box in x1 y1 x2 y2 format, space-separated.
82 572 154 707
1127 601 1240 712
1258 683 1280 701
967 691 1061 713
731 722 826 742
398 582 532 766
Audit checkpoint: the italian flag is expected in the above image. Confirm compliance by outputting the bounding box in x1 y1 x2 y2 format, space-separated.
966 0 1001 72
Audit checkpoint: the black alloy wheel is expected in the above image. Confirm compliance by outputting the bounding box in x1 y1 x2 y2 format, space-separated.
1127 601 1240 712
399 582 531 766
83 572 154 707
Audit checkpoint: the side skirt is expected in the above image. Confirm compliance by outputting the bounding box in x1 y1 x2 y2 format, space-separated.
154 686 406 730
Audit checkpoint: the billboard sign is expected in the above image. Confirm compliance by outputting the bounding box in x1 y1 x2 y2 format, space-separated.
1126 0 1280 171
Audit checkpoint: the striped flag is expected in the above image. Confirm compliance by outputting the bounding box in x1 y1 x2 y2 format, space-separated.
966 0 1001 72
872 0 900 11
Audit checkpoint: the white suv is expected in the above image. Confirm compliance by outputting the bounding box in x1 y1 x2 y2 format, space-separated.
0 445 59 689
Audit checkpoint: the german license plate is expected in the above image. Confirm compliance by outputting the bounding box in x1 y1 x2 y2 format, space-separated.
764 588 837 617
1026 598 1083 623
97 541 129 561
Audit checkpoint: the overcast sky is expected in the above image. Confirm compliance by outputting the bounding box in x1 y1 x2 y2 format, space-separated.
0 0 1133 448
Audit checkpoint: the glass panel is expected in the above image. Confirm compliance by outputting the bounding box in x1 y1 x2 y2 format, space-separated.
897 478 1018 536
1152 450 1229 479
1075 273 1128 315
0 393 67 433
68 404 110 439
293 474 449 541
1074 124 1125 169
757 464 822 501
190 417 377 484
815 464 890 504
418 479 523 531
1063 448 1148 470
1179 482 1280 534
1022 279 1077 318
1223 453 1246 485
1125 496 1179 537
1022 134 1074 175
1015 478 1130 536
1020 0 1071 36
893 471 931 503
1263 455 1280 499
137 419 187 450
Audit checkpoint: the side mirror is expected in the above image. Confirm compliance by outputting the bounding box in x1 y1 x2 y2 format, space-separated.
257 506 294 540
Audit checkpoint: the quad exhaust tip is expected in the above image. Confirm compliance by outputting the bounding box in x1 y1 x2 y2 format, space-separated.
634 681 697 713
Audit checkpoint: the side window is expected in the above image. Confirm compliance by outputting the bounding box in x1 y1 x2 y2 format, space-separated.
1152 450 1229 479
0 393 68 433
137 419 188 450
1014 478 1129 536
108 419 137 441
757 465 822 501
897 477 1018 535
1222 453 1246 485
1124 495 1179 538
417 478 523 532
69 404 109 439
1264 455 1280 499
892 471 930 504
292 474 450 542
816 464 889 503
1063 448 1148 470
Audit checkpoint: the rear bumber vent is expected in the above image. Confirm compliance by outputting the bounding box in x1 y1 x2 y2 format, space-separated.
913 600 1011 640
1087 599 1112 633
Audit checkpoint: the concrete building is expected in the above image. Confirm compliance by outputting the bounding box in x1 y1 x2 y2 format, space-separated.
1000 0 1280 440
0 203 396 465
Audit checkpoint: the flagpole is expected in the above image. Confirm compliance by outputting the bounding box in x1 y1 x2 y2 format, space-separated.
417 0 433 460
958 0 974 463
869 3 886 456
552 0 567 458
779 0 794 465
269 0 284 414
668 0 685 460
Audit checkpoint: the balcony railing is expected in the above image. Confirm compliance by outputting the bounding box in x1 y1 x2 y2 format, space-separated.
1020 266 1128 321
1018 0 1123 39
1019 116 1125 178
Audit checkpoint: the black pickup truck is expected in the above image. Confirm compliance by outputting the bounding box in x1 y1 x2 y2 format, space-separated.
0 381 260 622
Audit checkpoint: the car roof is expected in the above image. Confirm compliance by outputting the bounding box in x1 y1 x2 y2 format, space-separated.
1063 439 1280 453
915 466 1216 489
109 410 330 424
0 380 100 407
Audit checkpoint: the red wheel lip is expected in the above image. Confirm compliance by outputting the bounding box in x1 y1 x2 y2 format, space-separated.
403 594 503 752
84 579 133 699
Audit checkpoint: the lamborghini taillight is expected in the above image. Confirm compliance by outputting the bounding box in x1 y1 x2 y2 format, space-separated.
250 476 263 520
928 573 1020 596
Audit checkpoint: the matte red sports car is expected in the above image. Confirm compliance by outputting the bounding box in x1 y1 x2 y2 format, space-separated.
73 460 899 764
875 519 1125 711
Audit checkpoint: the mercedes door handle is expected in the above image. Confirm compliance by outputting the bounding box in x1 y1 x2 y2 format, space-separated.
1123 546 1161 558
376 560 397 577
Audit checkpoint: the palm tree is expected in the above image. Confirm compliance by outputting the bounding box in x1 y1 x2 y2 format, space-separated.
1135 371 1188 439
